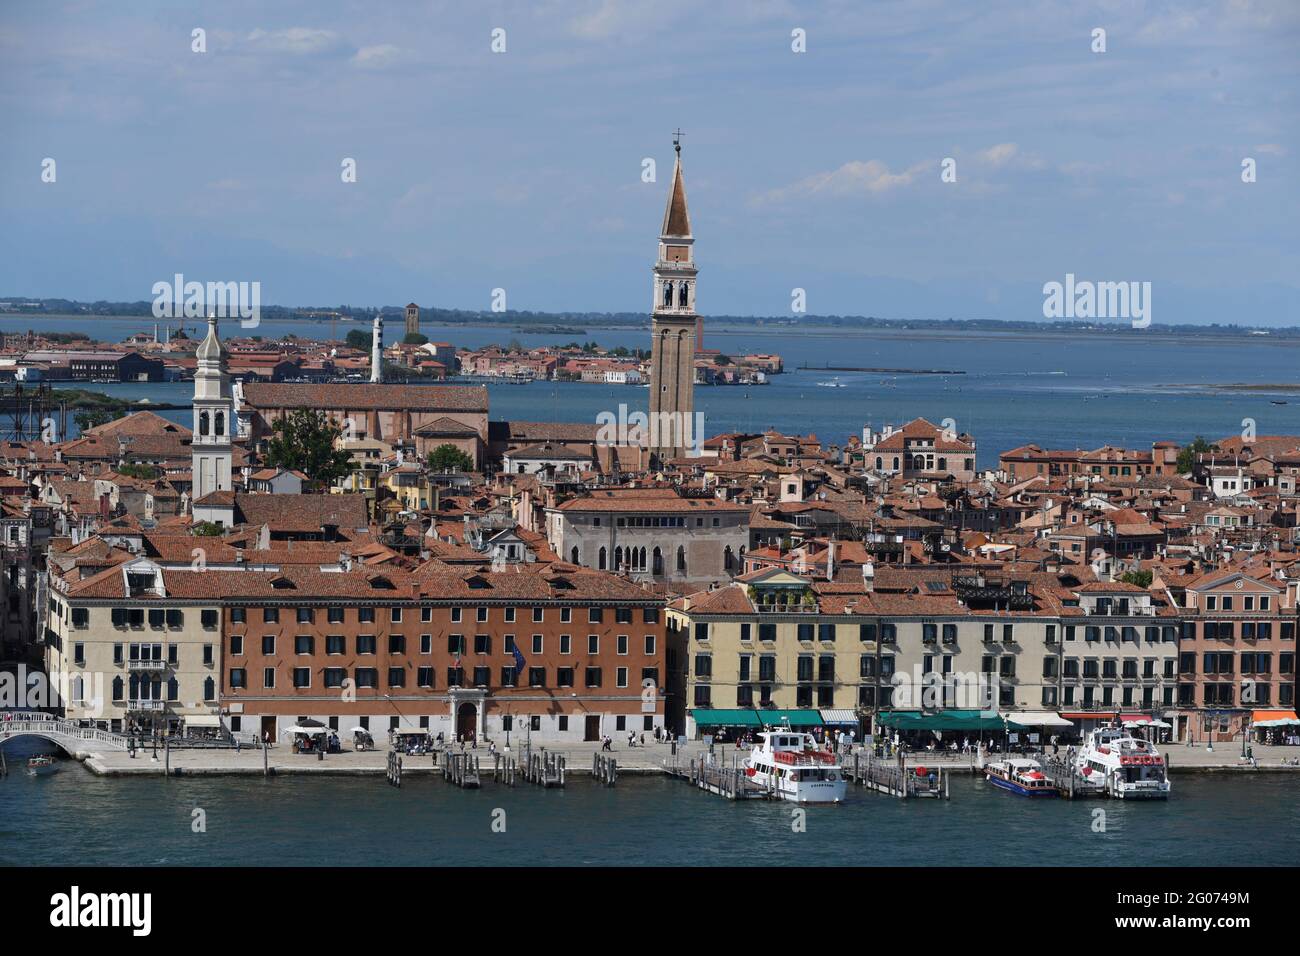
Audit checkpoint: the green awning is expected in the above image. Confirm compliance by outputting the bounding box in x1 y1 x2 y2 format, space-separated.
690 709 761 727
757 709 823 728
876 710 1026 732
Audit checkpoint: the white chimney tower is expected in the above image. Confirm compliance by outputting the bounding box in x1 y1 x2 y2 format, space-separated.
370 312 384 383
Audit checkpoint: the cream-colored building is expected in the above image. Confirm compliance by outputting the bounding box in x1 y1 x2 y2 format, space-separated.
46 556 222 734
668 566 1129 738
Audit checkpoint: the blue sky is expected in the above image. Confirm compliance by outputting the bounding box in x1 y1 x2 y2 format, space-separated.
2 0 1297 324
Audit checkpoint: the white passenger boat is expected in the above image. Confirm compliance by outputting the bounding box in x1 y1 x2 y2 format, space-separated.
1074 726 1170 799
744 731 846 803
985 758 1057 797
27 755 59 777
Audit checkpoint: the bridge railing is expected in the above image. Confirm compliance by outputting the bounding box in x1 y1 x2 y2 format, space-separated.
0 719 129 750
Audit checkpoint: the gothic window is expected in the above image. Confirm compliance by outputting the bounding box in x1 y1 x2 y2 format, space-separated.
614 546 623 570
653 547 663 576
663 281 674 307
199 411 209 437
570 547 579 565
215 411 225 437
724 546 735 572
678 281 689 308
676 546 686 573
598 547 607 571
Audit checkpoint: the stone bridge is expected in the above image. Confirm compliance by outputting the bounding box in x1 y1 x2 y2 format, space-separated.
0 712 130 757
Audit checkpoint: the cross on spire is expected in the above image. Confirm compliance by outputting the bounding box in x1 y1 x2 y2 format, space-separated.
673 128 683 155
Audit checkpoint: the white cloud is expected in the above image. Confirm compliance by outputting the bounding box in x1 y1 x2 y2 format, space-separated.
976 143 1018 167
754 159 929 204
244 28 341 56
351 44 405 71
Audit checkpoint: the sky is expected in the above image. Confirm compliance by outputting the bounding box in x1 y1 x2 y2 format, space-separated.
1 0 1297 325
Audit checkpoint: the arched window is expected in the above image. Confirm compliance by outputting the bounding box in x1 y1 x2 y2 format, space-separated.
663 281 674 307
112 676 123 701
653 547 663 575
678 281 689 308
203 677 215 701
912 455 926 471
938 457 947 472
168 677 179 701
214 411 225 437
875 457 883 470
676 546 686 573
598 547 607 571
199 411 209 437
570 547 579 565
724 546 735 572
614 547 623 570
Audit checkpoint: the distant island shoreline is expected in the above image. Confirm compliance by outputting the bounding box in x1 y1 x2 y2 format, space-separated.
3 297 1299 341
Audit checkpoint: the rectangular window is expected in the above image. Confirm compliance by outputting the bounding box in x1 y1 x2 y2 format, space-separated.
292 667 310 688
262 635 276 655
557 667 574 688
389 634 406 654
263 667 275 689
357 635 376 654
529 666 546 688
263 608 279 624
585 666 602 688
327 607 344 624
588 634 599 655
326 635 345 655
417 666 434 688
297 608 314 624
231 608 246 624
295 635 314 655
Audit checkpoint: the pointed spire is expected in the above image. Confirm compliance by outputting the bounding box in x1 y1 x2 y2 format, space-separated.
195 311 223 364
661 136 691 238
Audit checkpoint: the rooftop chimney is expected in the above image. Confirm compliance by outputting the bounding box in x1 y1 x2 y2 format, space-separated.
862 560 875 592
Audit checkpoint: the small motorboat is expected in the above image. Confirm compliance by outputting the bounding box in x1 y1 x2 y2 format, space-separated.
27 755 59 777
985 758 1056 797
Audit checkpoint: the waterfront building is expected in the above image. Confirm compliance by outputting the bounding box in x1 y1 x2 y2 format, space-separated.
1169 565 1298 742
648 135 697 462
668 565 1188 739
546 487 749 585
191 315 233 503
45 554 224 734
217 562 666 744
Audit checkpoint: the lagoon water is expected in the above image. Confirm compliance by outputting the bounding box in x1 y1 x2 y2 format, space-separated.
9 316 1297 466
1 747 1297 866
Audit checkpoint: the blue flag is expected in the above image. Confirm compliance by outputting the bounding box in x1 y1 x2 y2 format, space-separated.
512 644 526 675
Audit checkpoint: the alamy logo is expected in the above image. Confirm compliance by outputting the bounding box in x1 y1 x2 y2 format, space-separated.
49 886 151 936
1043 273 1151 329
595 403 704 455
151 273 261 328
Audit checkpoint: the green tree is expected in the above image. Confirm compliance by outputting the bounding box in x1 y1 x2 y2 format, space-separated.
426 443 474 472
1119 569 1153 588
264 409 354 490
403 332 429 346
192 521 224 536
74 408 115 432
345 328 371 350
116 463 160 480
1177 436 1214 473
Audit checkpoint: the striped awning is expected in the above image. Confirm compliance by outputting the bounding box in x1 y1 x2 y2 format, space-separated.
818 709 860 725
